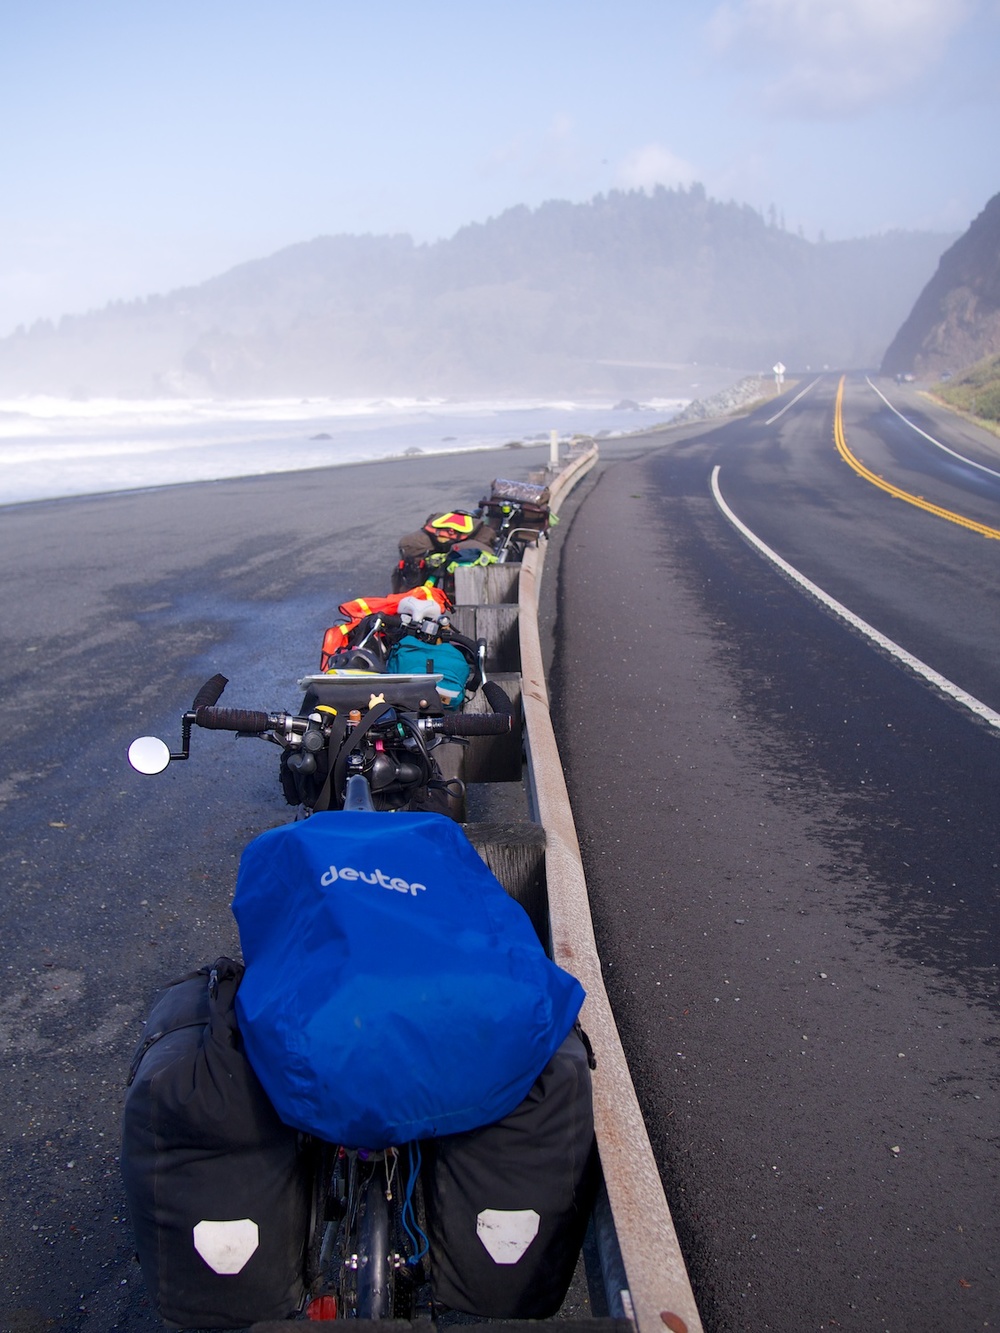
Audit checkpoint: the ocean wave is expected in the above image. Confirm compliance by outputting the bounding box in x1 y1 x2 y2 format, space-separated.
0 396 684 505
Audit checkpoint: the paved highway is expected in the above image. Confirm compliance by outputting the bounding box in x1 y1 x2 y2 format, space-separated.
3 385 997 1332
553 375 999 1331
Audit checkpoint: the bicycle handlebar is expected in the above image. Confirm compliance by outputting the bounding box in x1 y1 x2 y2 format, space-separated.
434 711 511 737
194 705 274 732
481 679 514 715
191 674 229 710
189 702 511 739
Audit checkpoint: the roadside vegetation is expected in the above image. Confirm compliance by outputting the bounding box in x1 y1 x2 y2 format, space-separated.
932 353 1000 426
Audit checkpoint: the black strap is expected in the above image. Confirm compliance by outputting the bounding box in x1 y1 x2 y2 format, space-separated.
311 712 349 813
312 702 396 812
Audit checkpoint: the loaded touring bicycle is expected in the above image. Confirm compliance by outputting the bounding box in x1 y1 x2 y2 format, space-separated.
122 448 701 1333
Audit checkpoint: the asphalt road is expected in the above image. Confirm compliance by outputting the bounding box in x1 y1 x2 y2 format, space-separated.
0 444 568 1333
3 388 998 1332
552 376 999 1331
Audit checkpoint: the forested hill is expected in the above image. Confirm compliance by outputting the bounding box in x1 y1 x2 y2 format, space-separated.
0 186 954 400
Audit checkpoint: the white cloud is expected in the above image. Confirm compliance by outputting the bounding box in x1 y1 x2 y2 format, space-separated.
708 0 976 115
617 144 698 192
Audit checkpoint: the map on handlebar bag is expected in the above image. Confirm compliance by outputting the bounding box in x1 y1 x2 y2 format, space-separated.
232 811 585 1149
298 672 442 687
298 672 444 714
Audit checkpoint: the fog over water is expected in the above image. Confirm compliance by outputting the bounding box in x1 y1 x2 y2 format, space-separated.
0 395 682 505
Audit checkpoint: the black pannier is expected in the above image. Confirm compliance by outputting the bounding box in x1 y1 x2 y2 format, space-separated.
424 1026 598 1318
121 958 312 1330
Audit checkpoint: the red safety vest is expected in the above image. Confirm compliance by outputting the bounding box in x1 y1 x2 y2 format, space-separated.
319 585 451 668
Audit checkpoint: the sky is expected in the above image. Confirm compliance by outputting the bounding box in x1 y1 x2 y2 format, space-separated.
2 0 998 338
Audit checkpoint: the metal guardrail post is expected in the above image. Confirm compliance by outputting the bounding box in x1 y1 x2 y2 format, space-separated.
519 447 704 1333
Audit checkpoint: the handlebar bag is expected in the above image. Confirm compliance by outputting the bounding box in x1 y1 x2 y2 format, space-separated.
121 959 311 1328
232 812 585 1150
386 634 471 709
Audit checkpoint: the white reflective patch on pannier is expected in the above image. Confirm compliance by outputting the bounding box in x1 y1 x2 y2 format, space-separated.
476 1207 540 1263
192 1218 260 1274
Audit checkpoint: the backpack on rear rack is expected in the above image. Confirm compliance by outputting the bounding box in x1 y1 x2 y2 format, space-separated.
319 586 451 671
392 509 498 592
231 812 586 1150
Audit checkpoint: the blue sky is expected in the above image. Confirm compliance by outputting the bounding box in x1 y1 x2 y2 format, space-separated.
2 0 998 337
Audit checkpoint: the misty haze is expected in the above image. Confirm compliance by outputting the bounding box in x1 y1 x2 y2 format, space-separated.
0 187 956 403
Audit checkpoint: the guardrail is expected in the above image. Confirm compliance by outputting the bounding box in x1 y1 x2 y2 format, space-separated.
455 446 704 1333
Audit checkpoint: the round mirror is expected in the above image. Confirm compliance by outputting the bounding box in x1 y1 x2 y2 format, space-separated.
128 735 172 775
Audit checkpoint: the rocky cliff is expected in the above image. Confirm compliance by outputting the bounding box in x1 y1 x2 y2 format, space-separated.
881 192 1000 377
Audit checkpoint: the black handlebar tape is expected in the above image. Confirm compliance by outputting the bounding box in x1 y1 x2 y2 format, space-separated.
438 711 512 737
194 705 271 732
191 674 230 710
481 679 515 715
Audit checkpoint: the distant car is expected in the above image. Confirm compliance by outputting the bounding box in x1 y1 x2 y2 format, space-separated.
939 370 953 381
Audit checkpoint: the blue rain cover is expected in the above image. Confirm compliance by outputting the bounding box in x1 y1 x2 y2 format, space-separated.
232 812 584 1148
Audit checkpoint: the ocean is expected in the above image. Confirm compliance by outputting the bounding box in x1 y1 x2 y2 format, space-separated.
0 394 684 505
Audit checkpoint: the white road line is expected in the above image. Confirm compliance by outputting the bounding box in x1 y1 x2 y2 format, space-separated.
710 465 1000 732
764 377 820 425
866 376 1000 481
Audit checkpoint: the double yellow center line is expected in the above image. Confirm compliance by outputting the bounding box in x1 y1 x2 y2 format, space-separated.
834 376 1000 540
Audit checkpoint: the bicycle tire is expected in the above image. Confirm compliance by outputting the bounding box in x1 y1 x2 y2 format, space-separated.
319 1150 420 1319
355 1178 393 1319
